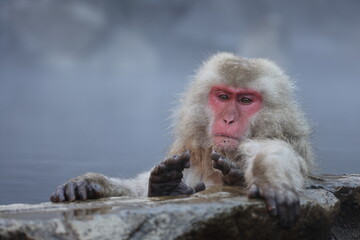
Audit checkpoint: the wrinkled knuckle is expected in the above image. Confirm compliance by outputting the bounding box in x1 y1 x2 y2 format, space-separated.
77 181 86 188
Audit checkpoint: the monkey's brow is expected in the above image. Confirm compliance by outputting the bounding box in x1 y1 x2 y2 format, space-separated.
213 89 232 95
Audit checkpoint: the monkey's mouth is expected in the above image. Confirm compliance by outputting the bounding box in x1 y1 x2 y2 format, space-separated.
212 134 240 150
213 134 239 141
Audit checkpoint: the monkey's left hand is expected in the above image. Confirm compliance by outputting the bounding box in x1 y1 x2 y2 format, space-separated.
148 151 205 197
248 182 300 228
211 151 245 186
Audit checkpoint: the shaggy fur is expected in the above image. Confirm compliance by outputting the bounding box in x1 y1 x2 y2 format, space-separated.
51 52 313 204
169 52 313 189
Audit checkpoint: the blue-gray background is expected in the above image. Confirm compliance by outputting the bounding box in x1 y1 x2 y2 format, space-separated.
0 0 359 205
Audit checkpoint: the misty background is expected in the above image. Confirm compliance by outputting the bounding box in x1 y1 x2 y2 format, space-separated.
0 0 359 204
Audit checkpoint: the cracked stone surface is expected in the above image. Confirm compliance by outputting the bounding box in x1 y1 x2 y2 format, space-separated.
0 175 359 240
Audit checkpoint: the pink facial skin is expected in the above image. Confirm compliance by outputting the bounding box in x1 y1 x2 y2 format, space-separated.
208 85 262 150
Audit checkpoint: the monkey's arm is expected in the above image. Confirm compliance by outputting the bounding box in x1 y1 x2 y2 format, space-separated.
50 151 205 202
241 139 307 227
50 171 150 202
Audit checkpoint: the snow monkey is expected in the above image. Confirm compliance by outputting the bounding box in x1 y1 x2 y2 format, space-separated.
50 53 313 227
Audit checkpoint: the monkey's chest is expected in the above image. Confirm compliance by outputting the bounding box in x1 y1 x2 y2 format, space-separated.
183 167 223 188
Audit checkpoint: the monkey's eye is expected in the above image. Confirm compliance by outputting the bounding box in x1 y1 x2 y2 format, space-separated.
240 97 252 104
218 94 230 101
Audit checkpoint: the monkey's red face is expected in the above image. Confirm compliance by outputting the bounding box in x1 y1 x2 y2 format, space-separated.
208 85 262 150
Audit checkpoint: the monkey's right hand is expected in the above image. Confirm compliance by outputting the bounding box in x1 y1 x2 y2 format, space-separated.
148 151 205 197
50 172 107 203
211 151 245 186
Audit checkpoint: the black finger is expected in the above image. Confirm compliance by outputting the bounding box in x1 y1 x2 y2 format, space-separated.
65 182 76 201
212 157 225 171
211 152 227 173
182 187 195 195
194 182 206 192
210 151 221 161
212 158 228 173
248 185 260 199
151 163 167 175
289 196 300 224
260 187 277 217
55 185 66 202
276 194 290 228
224 169 245 186
85 183 95 199
164 156 179 165
76 182 87 200
50 192 58 202
288 202 295 227
179 150 191 168
172 182 195 195
161 152 190 171
211 152 233 175
159 157 182 172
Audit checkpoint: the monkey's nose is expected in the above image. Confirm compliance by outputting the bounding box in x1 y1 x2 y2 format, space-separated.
223 112 236 125
223 118 235 125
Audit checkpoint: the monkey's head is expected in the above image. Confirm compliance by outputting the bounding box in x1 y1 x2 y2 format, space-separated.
173 52 306 154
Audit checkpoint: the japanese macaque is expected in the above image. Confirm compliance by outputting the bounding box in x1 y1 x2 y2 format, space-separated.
50 52 313 227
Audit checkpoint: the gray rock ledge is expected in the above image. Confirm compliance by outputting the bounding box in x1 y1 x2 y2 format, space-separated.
0 174 359 240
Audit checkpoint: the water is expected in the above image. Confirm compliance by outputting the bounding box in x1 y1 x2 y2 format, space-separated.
1 0 359 204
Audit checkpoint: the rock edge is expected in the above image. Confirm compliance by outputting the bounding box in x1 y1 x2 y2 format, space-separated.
0 174 359 240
